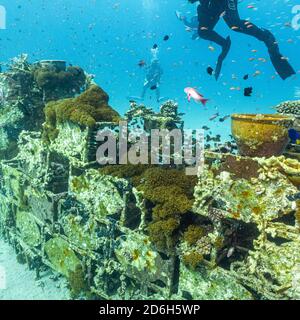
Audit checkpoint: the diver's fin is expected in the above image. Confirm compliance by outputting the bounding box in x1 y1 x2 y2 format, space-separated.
269 51 296 80
215 36 231 81
214 58 223 81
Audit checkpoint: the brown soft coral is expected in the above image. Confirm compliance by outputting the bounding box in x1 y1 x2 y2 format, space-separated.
34 65 86 93
183 225 206 246
98 165 197 252
140 167 196 199
183 252 204 269
43 85 120 142
146 185 193 220
148 217 180 252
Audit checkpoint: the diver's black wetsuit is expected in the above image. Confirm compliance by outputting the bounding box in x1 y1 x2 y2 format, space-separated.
194 0 295 80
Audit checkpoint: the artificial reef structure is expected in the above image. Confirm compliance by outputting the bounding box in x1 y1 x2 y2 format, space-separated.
0 55 299 300
0 55 92 160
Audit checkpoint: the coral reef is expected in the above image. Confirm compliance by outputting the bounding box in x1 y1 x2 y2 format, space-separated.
193 154 300 299
99 164 197 252
2 116 299 300
183 225 206 246
276 100 300 115
68 264 89 298
0 64 299 300
33 65 86 98
178 264 253 300
43 85 120 143
0 55 91 160
125 100 184 132
183 252 204 270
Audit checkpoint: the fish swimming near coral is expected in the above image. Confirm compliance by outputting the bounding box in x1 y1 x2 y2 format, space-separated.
288 128 300 144
209 112 219 121
207 66 214 76
219 115 230 122
276 100 300 115
184 87 209 106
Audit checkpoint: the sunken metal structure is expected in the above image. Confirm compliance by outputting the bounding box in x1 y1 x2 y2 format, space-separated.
0 56 299 300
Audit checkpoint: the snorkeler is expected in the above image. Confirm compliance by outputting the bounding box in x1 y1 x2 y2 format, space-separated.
188 0 296 80
128 47 166 103
140 58 164 102
175 11 199 40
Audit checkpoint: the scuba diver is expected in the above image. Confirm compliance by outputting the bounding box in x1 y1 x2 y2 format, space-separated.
188 0 296 80
175 11 199 40
128 47 166 103
141 58 164 102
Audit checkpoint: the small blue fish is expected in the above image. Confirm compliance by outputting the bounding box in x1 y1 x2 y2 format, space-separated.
288 129 300 144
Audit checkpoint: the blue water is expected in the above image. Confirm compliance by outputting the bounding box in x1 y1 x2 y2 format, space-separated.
1 0 299 137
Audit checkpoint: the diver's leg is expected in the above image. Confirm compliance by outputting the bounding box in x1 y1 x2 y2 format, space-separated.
197 2 227 47
224 0 296 79
155 87 160 103
223 0 264 37
155 86 168 103
141 81 150 100
214 36 231 80
198 1 231 80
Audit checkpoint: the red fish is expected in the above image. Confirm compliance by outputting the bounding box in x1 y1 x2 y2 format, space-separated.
184 87 209 106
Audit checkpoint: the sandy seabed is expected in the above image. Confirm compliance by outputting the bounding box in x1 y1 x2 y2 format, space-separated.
0 237 70 300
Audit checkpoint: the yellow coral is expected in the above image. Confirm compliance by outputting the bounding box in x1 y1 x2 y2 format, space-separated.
183 252 204 269
183 225 206 245
148 218 180 252
43 85 120 142
99 165 197 252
